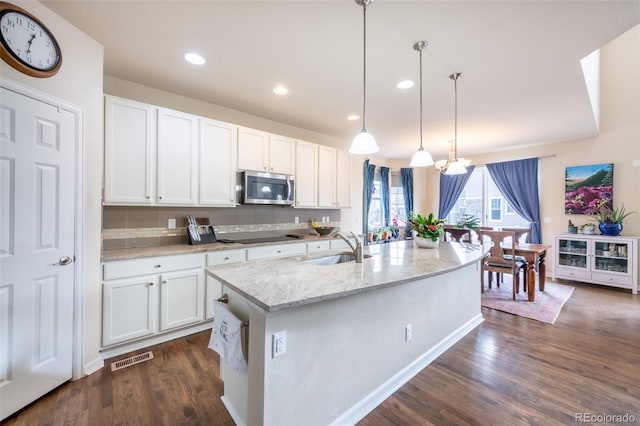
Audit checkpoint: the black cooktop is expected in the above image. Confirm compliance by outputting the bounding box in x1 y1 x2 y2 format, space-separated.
218 234 304 244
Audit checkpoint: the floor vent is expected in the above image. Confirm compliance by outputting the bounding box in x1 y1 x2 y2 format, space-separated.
111 351 154 372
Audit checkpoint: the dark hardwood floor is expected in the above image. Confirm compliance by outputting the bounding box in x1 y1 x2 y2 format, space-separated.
3 281 639 426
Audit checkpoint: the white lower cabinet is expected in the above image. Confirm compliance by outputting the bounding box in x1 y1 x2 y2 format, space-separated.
159 269 205 331
553 233 638 294
103 275 157 346
102 253 205 348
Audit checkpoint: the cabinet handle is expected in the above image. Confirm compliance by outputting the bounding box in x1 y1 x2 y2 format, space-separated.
159 196 163 200
146 196 150 199
277 250 282 253
224 257 230 260
154 264 161 268
149 282 155 286
162 280 167 284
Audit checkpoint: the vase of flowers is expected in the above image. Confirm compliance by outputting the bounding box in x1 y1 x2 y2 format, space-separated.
589 203 636 236
408 212 445 248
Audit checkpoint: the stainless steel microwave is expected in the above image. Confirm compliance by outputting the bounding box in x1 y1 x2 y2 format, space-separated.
238 171 295 205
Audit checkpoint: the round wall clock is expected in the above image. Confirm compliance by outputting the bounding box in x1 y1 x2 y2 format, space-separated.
0 2 62 78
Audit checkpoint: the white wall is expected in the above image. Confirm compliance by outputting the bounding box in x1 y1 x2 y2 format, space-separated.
0 1 104 373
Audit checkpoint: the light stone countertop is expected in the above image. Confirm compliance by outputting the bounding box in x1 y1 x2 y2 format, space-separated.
207 240 487 312
101 234 335 262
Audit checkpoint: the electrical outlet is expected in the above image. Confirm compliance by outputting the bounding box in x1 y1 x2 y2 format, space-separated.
168 218 176 229
543 217 552 224
405 324 412 341
294 216 299 224
272 331 286 358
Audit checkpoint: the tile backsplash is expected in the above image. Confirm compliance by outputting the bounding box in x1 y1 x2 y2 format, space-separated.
103 205 341 249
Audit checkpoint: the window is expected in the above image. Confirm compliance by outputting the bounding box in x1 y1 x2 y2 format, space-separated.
367 172 383 229
390 173 406 228
490 198 502 221
445 167 529 228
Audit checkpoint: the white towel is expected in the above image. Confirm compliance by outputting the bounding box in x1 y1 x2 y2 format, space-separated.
208 301 248 374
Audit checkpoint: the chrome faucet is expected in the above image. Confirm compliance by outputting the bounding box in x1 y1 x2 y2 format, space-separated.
330 230 364 263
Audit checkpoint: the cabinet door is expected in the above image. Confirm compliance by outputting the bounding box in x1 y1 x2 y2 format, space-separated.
555 237 588 270
318 145 337 207
205 276 223 320
157 108 199 204
200 118 237 206
102 276 158 346
269 134 295 175
295 140 318 207
237 127 268 172
592 239 632 276
336 149 351 207
159 268 204 331
104 96 156 204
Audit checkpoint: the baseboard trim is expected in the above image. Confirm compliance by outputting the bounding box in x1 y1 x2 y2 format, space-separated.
83 356 104 376
99 321 213 361
329 313 485 426
221 396 246 426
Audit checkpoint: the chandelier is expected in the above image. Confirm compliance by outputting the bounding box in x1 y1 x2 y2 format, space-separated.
434 73 470 175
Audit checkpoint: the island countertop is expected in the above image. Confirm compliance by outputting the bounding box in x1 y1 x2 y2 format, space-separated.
206 240 486 312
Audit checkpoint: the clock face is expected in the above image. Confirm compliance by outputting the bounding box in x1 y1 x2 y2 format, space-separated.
0 4 61 76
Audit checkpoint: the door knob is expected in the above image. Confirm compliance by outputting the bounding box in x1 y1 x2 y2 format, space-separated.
53 256 73 266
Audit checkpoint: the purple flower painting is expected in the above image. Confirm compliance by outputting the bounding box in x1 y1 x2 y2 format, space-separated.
565 163 614 215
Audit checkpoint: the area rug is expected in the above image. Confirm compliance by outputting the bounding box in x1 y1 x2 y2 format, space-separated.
481 281 575 324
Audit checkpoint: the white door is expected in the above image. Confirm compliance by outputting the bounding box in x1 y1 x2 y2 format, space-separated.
237 127 268 172
318 145 337 207
295 140 318 207
268 134 295 175
0 87 76 419
159 269 204 331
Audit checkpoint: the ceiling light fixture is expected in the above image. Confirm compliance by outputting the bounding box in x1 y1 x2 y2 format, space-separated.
273 86 288 95
396 80 415 89
409 41 434 168
350 0 379 155
184 52 205 65
435 73 470 175
347 114 360 121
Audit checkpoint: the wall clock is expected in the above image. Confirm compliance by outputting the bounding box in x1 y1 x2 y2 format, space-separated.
0 2 62 78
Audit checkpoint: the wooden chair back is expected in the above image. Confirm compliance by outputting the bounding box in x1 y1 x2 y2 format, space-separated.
501 226 531 243
479 230 517 271
443 226 471 242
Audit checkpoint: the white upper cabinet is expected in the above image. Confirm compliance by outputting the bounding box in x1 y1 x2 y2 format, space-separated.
237 127 295 175
318 145 337 207
157 108 199 205
237 127 269 172
104 96 156 204
268 134 296 175
199 118 237 207
336 149 351 207
295 140 318 207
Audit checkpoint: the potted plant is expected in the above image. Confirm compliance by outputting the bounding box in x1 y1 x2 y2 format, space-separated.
589 203 636 236
567 219 578 234
408 212 445 248
455 214 480 229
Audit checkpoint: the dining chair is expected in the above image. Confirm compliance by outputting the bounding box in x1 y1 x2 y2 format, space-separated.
479 230 528 299
443 226 471 242
501 226 532 291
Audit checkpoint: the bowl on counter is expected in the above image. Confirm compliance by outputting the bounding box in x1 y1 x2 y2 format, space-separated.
313 226 335 235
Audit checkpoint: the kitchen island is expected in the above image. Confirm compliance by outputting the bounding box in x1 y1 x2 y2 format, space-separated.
206 240 487 426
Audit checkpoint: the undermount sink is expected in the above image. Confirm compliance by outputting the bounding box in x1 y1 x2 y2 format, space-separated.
305 252 371 266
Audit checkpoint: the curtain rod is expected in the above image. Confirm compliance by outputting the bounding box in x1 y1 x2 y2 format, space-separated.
471 153 556 168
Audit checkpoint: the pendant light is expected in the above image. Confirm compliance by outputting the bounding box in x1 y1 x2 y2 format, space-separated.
409 41 434 167
350 0 379 155
438 72 469 175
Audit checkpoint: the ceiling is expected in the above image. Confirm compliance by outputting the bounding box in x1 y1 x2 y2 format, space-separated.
43 1 640 160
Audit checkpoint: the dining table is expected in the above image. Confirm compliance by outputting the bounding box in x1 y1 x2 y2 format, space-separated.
502 242 552 302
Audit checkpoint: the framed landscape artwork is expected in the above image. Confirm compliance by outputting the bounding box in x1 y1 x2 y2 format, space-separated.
565 163 614 215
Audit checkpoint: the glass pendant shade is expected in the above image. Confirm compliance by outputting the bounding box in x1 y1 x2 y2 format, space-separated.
443 159 468 175
410 147 434 167
350 130 379 154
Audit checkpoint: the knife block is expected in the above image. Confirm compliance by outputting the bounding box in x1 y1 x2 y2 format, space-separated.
187 217 217 245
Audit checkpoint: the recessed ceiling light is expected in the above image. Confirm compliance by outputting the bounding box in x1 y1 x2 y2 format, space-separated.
397 80 415 89
184 52 205 65
347 114 360 121
273 86 289 95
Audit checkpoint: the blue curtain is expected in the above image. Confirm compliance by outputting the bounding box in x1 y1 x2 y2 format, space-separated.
486 158 542 243
438 165 476 219
380 166 390 226
400 168 413 237
362 159 376 238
